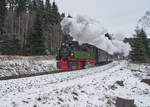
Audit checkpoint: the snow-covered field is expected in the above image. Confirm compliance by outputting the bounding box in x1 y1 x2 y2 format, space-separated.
0 60 150 107
0 58 56 77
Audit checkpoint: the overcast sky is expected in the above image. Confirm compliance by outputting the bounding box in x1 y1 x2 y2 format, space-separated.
55 0 150 36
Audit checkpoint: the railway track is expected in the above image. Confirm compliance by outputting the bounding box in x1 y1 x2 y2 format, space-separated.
0 70 63 80
0 69 82 81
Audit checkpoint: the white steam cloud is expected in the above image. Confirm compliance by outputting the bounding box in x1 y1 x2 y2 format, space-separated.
61 15 131 56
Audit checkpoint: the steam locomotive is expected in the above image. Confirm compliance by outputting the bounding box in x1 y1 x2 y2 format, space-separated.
56 38 113 70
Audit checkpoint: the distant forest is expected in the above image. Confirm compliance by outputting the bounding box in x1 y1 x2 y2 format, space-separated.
0 0 67 55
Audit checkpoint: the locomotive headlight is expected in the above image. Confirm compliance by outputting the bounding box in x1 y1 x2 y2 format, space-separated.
70 52 75 58
62 43 65 46
71 53 74 56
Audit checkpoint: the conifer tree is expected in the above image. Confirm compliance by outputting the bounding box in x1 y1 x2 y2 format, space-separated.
140 29 150 58
45 0 52 23
52 1 60 24
130 29 148 62
27 10 46 55
28 0 37 12
60 13 65 21
1 39 21 55
15 0 27 16
0 0 7 34
7 0 15 11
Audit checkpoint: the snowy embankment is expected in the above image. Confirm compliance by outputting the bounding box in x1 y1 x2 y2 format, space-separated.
0 61 150 107
0 57 56 77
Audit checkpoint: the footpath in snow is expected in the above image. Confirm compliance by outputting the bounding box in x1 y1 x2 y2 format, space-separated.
0 60 150 107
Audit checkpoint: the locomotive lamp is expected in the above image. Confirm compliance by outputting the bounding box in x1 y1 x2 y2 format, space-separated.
62 43 65 46
71 53 74 56
70 52 75 58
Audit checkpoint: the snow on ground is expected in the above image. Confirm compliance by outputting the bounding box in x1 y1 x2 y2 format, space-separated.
0 60 150 107
0 59 56 77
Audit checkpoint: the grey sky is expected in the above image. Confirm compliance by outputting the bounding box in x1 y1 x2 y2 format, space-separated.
55 0 150 36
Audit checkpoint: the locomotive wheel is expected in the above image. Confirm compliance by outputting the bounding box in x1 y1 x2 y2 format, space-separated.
82 61 86 69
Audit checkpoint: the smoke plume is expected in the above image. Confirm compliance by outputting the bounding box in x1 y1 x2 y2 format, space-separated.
61 15 131 56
